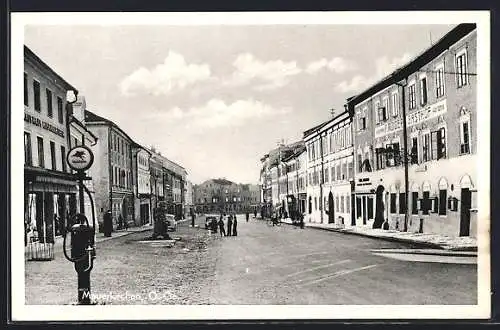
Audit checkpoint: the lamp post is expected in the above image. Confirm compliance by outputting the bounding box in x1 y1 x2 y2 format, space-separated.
395 79 409 232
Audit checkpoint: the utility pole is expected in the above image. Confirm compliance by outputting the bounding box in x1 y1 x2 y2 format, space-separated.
396 79 409 232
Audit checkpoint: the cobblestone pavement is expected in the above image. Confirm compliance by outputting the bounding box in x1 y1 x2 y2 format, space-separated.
25 219 215 305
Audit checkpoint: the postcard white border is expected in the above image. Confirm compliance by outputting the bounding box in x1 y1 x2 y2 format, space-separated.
11 11 491 321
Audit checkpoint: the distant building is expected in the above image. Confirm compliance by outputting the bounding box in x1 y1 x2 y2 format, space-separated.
193 179 259 214
132 144 152 226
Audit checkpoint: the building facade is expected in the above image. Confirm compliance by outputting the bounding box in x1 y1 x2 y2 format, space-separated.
132 145 152 226
85 110 136 229
24 46 82 245
348 23 477 237
304 111 354 225
194 179 259 214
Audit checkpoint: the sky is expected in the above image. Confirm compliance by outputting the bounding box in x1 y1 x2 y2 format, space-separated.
24 23 455 185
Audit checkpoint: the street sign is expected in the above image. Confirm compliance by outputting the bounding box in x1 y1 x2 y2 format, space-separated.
67 145 94 172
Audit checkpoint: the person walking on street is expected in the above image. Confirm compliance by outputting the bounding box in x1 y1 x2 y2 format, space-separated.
103 210 112 237
118 214 124 230
299 212 305 229
218 217 226 237
246 212 249 222
254 209 257 218
227 215 233 237
233 214 238 236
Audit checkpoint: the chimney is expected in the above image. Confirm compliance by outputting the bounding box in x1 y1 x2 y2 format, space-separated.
72 96 87 123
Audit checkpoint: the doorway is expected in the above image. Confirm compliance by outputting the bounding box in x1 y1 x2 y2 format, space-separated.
328 192 334 224
374 185 385 228
460 188 471 236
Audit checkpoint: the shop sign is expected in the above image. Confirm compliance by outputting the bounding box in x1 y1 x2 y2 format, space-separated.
373 99 447 139
24 112 65 138
67 145 94 171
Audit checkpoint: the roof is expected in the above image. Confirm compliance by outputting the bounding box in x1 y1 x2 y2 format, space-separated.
346 23 476 108
69 116 98 143
24 45 79 93
84 110 137 144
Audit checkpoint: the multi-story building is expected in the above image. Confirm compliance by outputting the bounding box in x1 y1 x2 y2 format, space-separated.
348 23 477 237
193 179 259 214
85 110 136 229
24 46 97 246
184 180 194 216
149 148 165 211
303 111 354 225
132 144 152 226
282 143 306 219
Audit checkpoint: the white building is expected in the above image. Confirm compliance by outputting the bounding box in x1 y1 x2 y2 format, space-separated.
133 146 152 225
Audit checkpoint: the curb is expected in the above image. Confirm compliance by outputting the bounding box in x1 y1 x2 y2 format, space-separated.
281 220 477 252
370 249 477 257
96 227 152 243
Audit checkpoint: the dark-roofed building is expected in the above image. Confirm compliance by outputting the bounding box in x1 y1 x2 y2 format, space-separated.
347 23 477 237
85 109 136 230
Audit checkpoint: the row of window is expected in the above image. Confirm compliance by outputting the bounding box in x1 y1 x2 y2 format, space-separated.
309 194 351 215
308 161 354 186
24 132 67 172
24 73 65 124
111 166 132 190
357 49 470 131
307 124 352 162
357 120 471 173
389 189 450 216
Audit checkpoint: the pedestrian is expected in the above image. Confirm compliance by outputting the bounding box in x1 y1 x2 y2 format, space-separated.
123 215 129 230
118 214 124 230
299 212 305 229
218 217 226 237
233 214 238 236
191 211 196 228
227 215 233 236
103 210 112 237
254 209 257 218
246 212 249 222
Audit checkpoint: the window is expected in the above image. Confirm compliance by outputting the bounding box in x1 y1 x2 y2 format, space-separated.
336 196 340 212
399 193 407 214
57 97 64 124
419 76 428 106
439 189 447 215
359 117 366 130
50 141 56 170
422 133 431 162
46 89 53 117
37 136 44 168
460 121 471 154
411 192 418 215
342 163 347 180
411 137 419 164
391 92 399 117
33 80 41 112
324 168 329 182
377 105 387 122
340 196 345 213
331 166 335 181
422 191 430 215
385 143 400 167
24 132 32 165
347 161 353 179
431 128 446 160
314 197 317 211
375 148 386 170
24 73 29 106
390 193 397 213
408 83 416 110
456 50 468 87
374 101 380 124
435 64 445 97
357 153 363 172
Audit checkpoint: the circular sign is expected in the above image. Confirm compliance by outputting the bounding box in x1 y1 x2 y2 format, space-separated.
66 145 94 172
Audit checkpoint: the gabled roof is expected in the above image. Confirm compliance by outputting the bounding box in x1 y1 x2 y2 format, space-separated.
84 110 137 144
346 23 476 108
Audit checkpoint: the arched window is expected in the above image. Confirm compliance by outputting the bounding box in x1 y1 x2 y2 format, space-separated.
438 178 448 215
460 174 473 189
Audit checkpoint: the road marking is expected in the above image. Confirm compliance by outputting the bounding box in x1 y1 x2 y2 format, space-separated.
297 264 378 287
285 260 351 278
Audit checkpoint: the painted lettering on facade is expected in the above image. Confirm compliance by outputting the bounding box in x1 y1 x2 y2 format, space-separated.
24 112 65 138
374 99 447 139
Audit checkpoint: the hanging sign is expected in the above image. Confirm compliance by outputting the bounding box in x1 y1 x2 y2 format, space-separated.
66 145 94 172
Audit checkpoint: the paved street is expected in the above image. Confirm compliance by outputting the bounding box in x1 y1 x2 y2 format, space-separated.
25 215 476 305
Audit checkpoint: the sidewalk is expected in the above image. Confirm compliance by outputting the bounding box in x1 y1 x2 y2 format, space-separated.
280 218 477 253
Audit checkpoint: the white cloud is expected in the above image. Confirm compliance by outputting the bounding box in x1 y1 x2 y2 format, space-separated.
227 53 302 90
306 57 357 74
335 52 413 94
151 99 290 128
119 51 211 96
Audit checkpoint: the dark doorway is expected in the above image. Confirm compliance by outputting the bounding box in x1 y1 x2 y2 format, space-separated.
368 196 374 220
351 195 356 226
308 196 312 214
328 192 334 224
374 185 385 229
460 188 471 236
362 196 367 225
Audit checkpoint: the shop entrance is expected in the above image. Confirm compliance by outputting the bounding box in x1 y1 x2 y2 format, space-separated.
460 188 472 236
328 192 334 224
